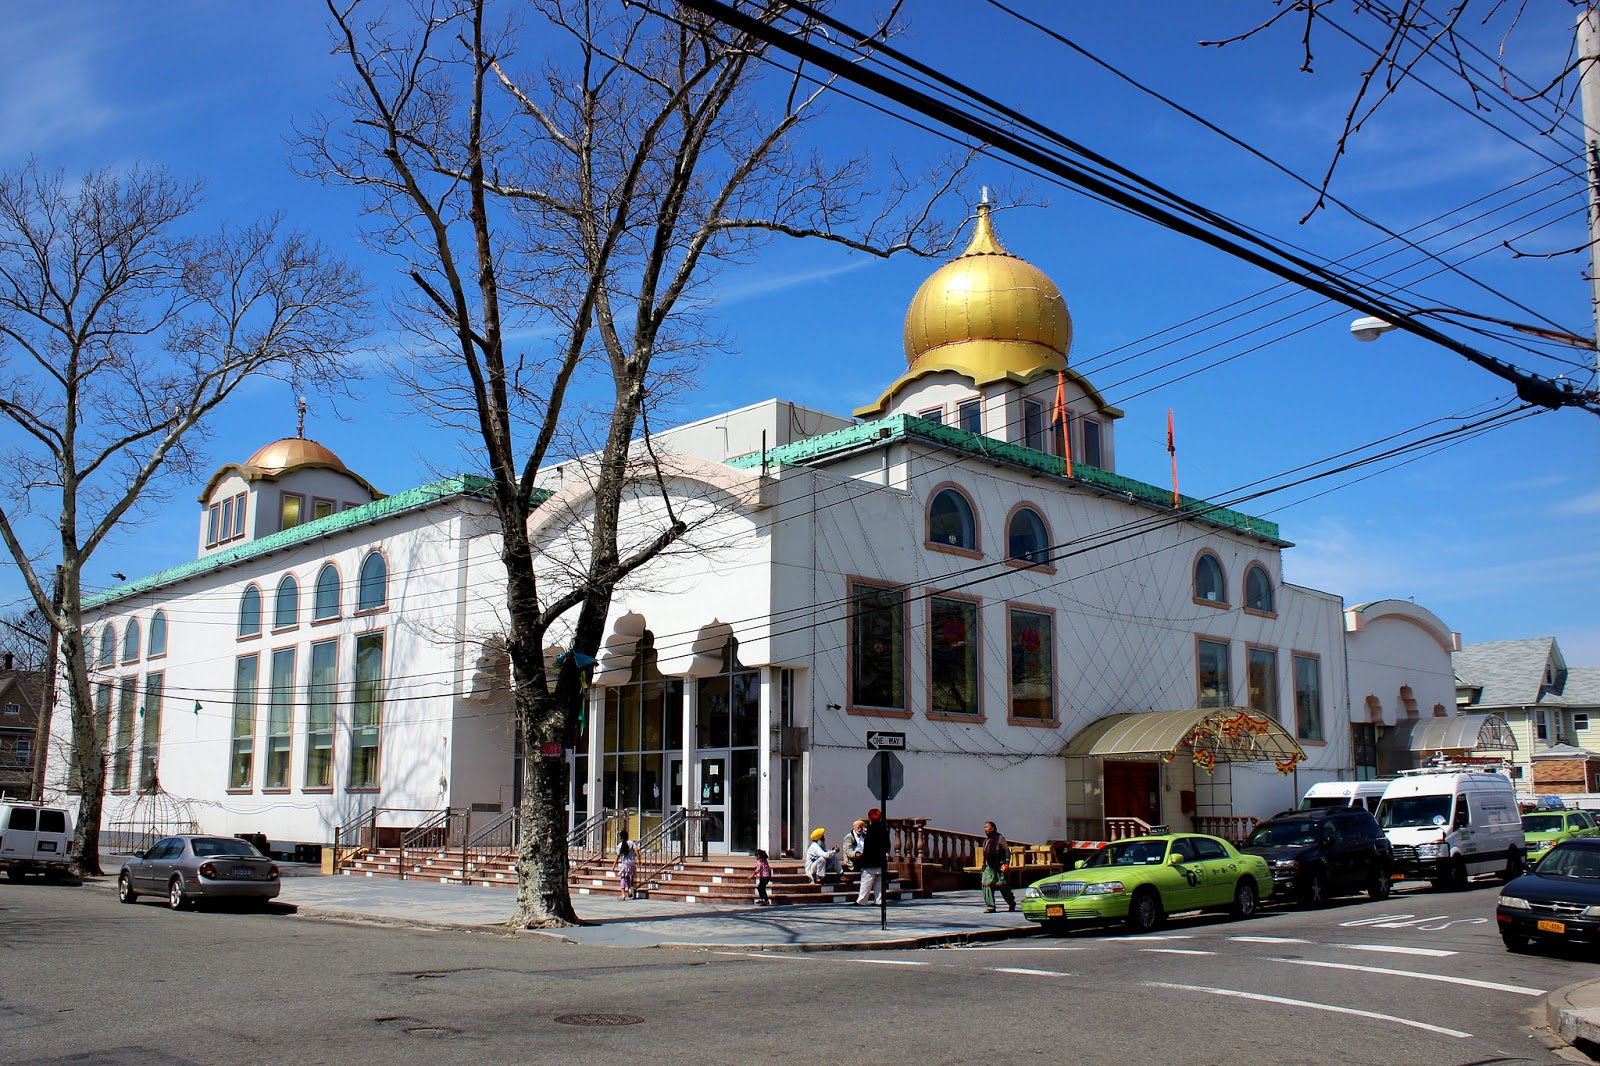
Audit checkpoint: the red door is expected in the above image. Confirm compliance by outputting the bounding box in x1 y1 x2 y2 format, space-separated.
1103 761 1160 827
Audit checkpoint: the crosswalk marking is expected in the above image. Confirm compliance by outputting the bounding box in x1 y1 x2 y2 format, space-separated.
856 959 927 966
1230 935 1310 944
994 967 1071 977
1144 982 1470 1039
1340 943 1456 958
1270 957 1545 996
1142 948 1215 956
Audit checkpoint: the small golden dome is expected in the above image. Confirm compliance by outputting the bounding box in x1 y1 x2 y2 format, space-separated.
245 437 350 475
901 203 1071 383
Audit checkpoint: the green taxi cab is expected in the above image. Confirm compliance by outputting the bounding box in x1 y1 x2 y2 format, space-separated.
1019 833 1273 934
1522 809 1599 860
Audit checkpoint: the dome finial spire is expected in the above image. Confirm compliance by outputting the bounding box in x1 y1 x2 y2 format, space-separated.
296 395 307 439
963 190 1005 257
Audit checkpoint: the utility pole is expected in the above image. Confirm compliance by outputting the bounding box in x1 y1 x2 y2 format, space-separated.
30 566 62 802
1579 5 1600 377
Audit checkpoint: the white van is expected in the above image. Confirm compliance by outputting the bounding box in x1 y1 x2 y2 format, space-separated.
1301 780 1389 813
1374 769 1524 890
0 801 74 880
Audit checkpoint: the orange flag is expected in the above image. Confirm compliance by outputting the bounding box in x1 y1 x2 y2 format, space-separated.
1167 409 1179 508
1056 371 1072 477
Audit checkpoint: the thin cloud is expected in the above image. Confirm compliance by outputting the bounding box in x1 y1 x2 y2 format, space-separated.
711 256 878 305
0 14 113 161
1556 488 1600 516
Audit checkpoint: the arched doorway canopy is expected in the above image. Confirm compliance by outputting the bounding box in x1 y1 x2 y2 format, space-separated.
1061 707 1306 775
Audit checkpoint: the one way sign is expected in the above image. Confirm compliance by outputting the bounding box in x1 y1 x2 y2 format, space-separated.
866 730 906 750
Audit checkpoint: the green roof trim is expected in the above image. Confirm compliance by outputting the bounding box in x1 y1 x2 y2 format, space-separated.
84 475 521 610
728 414 1283 544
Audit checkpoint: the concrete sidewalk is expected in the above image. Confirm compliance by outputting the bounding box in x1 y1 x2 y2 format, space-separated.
277 874 1038 951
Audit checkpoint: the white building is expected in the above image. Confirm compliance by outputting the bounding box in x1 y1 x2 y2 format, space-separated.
55 204 1465 857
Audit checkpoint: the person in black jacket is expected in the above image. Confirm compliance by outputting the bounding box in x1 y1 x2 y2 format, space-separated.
981 821 1016 913
853 807 891 906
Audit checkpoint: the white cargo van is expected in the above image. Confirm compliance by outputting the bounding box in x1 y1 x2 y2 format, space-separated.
0 801 74 880
1301 781 1389 813
1374 769 1523 890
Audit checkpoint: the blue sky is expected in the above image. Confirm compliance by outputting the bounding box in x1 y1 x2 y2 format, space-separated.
1 1 1596 662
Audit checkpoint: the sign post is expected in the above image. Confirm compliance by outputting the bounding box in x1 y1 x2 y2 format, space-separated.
865 731 907 930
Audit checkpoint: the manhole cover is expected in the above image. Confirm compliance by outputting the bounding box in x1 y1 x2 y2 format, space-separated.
554 1013 645 1027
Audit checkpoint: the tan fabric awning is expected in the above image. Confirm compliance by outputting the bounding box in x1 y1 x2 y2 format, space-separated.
1389 712 1518 754
1061 707 1306 769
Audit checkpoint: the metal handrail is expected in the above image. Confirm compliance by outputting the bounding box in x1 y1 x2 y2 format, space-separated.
567 808 624 866
333 806 379 872
631 808 705 896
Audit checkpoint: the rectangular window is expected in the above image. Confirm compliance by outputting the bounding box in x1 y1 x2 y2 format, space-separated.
1576 712 1590 731
1537 711 1549 742
230 655 259 790
929 596 980 717
280 493 304 531
1022 399 1045 451
350 633 384 789
1293 653 1324 742
15 738 31 767
206 505 220 547
233 492 248 538
1197 638 1230 709
849 580 905 711
1082 418 1103 469
1247 646 1279 721
958 399 982 434
1009 607 1054 720
916 406 943 425
265 648 296 789
1351 723 1377 780
138 672 163 790
111 676 137 791
220 497 234 543
70 682 113 792
1054 410 1071 459
313 497 335 520
3 702 17 716
305 639 337 788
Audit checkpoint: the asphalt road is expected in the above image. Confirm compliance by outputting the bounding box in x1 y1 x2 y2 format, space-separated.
1 876 1590 1065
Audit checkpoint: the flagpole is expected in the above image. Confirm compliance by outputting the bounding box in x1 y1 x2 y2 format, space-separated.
1167 409 1179 509
1056 371 1072 478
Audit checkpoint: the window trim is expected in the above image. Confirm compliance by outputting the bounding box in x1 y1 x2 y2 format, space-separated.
926 591 984 722
925 482 982 559
348 629 386 791
312 496 337 521
356 549 389 614
273 574 301 633
1003 501 1056 573
147 609 167 660
279 491 305 532
238 584 264 641
312 562 343 623
1192 549 1228 608
206 504 221 548
138 671 163 791
1292 650 1325 744
1080 416 1103 469
98 623 117 670
845 575 912 719
110 675 138 793
957 397 983 434
232 491 248 539
121 617 141 664
1020 397 1046 451
1242 562 1276 618
1196 635 1232 709
1007 601 1059 727
15 737 31 767
304 637 339 791
916 405 944 425
229 654 260 793
263 646 297 792
1245 643 1280 722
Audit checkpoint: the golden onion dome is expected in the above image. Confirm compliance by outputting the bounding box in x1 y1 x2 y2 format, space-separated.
900 203 1071 383
245 437 350 476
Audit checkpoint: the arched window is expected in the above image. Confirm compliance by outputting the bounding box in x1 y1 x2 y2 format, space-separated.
1007 507 1050 565
357 551 388 612
274 575 300 629
314 564 342 620
928 487 977 552
98 624 116 668
238 586 262 638
1194 552 1226 604
122 618 141 663
147 611 167 658
1243 564 1274 614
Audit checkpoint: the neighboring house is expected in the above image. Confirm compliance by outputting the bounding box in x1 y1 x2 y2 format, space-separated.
0 658 46 799
56 203 1470 855
1454 637 1600 793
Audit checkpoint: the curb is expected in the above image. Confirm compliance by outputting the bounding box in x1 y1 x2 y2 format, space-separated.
1547 979 1600 1054
651 923 1042 953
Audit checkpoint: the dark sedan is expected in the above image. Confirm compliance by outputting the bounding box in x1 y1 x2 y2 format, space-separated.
118 835 281 910
1496 837 1600 952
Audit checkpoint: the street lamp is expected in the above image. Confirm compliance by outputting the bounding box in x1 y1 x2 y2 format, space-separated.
1350 316 1395 343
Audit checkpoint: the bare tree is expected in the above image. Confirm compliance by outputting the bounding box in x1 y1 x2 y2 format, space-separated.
0 603 50 672
298 0 964 927
1204 2 1588 221
0 162 369 874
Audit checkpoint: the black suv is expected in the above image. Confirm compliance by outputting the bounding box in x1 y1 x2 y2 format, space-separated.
1241 808 1394 906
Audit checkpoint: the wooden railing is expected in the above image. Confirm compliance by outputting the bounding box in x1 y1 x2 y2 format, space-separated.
1194 814 1260 844
1103 817 1153 840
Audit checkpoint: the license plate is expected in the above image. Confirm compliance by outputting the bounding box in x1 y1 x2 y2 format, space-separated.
38 841 56 852
1538 919 1566 934
1390 873 1404 881
1045 904 1065 918
230 865 256 878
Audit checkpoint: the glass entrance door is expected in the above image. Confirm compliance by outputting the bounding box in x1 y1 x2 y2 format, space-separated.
698 752 729 854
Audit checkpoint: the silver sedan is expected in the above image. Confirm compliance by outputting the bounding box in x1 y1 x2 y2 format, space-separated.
117 835 281 910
